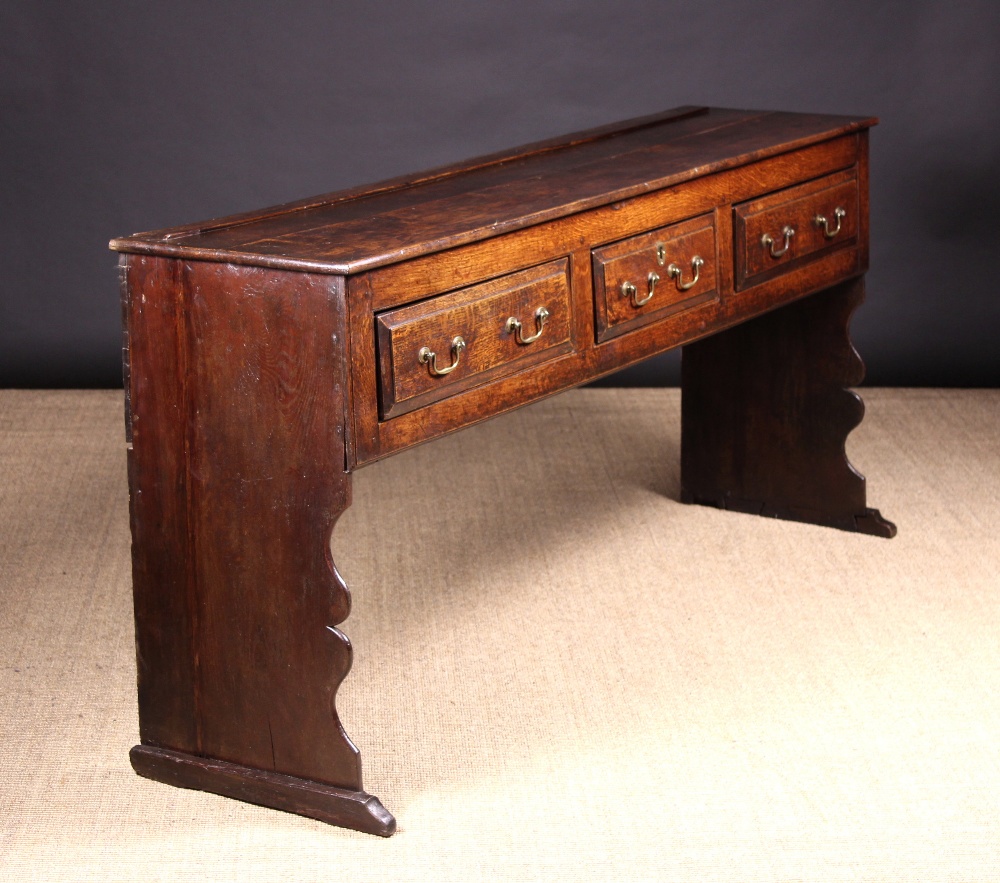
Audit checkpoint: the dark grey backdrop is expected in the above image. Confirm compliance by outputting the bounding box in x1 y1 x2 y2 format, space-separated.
3 0 999 388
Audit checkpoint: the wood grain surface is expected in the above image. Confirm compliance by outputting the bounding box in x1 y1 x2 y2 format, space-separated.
735 168 860 288
115 106 890 835
111 108 875 274
123 255 392 830
592 213 718 342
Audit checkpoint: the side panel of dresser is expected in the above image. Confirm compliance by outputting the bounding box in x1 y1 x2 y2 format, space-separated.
120 255 395 835
680 275 895 536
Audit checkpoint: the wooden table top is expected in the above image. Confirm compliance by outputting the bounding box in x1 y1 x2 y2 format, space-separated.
110 106 875 275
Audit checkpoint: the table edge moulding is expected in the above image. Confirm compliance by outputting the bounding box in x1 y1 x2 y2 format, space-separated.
110 105 896 836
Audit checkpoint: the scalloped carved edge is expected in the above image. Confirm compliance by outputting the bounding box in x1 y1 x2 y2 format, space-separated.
680 276 896 538
124 259 387 829
322 528 362 776
839 281 897 538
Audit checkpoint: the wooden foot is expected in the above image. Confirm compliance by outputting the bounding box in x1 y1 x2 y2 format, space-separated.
131 746 396 836
122 257 391 833
680 277 896 538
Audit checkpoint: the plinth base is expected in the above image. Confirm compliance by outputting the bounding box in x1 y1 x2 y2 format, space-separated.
130 745 396 836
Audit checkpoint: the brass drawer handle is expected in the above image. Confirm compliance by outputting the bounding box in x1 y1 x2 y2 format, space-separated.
506 306 550 345
622 271 659 307
418 336 465 376
761 225 795 258
814 206 846 239
667 255 704 291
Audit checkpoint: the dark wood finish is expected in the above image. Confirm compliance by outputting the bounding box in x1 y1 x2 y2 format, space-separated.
592 213 718 342
121 255 391 831
112 107 893 836
131 746 395 836
355 133 859 313
110 108 875 274
123 255 199 752
734 168 860 289
117 106 710 249
347 132 864 466
376 259 573 418
681 276 895 537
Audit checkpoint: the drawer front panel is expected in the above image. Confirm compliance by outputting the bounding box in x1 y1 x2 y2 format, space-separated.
592 214 717 342
735 170 859 289
376 259 572 418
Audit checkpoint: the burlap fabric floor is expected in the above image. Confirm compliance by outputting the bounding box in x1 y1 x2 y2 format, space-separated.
1 388 998 881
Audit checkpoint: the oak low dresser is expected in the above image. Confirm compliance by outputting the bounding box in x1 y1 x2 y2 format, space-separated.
110 106 896 836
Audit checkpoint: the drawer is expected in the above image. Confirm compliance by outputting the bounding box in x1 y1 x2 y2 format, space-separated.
375 259 573 419
734 169 859 289
592 214 717 343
